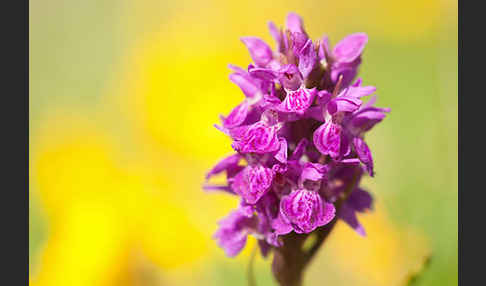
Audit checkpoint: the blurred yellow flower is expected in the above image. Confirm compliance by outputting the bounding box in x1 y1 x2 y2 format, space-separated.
110 33 243 162
30 115 210 285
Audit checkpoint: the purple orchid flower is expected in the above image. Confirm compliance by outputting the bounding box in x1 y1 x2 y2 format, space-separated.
206 12 389 262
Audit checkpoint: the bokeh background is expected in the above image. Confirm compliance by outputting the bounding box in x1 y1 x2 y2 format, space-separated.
29 0 457 285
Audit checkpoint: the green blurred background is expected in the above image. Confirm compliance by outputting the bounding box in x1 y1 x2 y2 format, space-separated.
29 0 457 285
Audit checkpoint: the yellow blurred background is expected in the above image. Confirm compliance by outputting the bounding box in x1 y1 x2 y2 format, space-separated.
29 0 457 285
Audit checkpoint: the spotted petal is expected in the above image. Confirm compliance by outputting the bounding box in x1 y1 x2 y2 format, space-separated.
277 87 316 114
280 189 335 233
313 120 343 159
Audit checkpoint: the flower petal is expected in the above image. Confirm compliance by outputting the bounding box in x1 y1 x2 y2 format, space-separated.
313 120 342 159
280 189 335 233
214 208 255 257
338 202 366 236
202 184 236 195
241 37 274 67
327 95 362 115
298 39 317 78
221 101 250 129
299 163 329 185
232 122 281 154
285 12 307 35
350 100 390 134
277 87 316 114
331 59 361 87
332 33 368 63
229 72 261 98
268 21 284 53
348 188 373 212
233 165 274 204
271 211 293 235
290 138 309 160
353 137 374 176
205 153 241 180
274 138 288 163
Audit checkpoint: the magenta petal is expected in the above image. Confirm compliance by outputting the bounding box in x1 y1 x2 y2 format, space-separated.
313 120 342 159
248 66 278 81
319 202 336 226
298 39 317 78
206 153 241 180
228 64 247 74
299 162 328 184
331 60 361 87
233 165 274 204
353 137 374 176
338 203 366 236
339 158 361 165
351 101 390 133
277 87 316 114
290 138 309 160
345 83 377 99
274 138 288 163
318 35 331 60
280 189 335 233
316 90 332 106
327 95 362 115
222 101 249 129
262 93 282 109
285 12 306 35
241 37 274 67
272 211 293 235
291 32 309 56
268 21 284 53
268 21 280 41
229 73 260 98
214 208 255 257
338 188 372 236
340 132 351 157
246 165 274 204
348 188 373 212
233 122 281 154
333 33 368 63
202 184 235 195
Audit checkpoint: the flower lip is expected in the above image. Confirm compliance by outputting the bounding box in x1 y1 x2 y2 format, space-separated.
232 164 275 204
213 207 257 257
280 188 335 233
313 120 343 159
232 121 281 154
277 87 316 114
